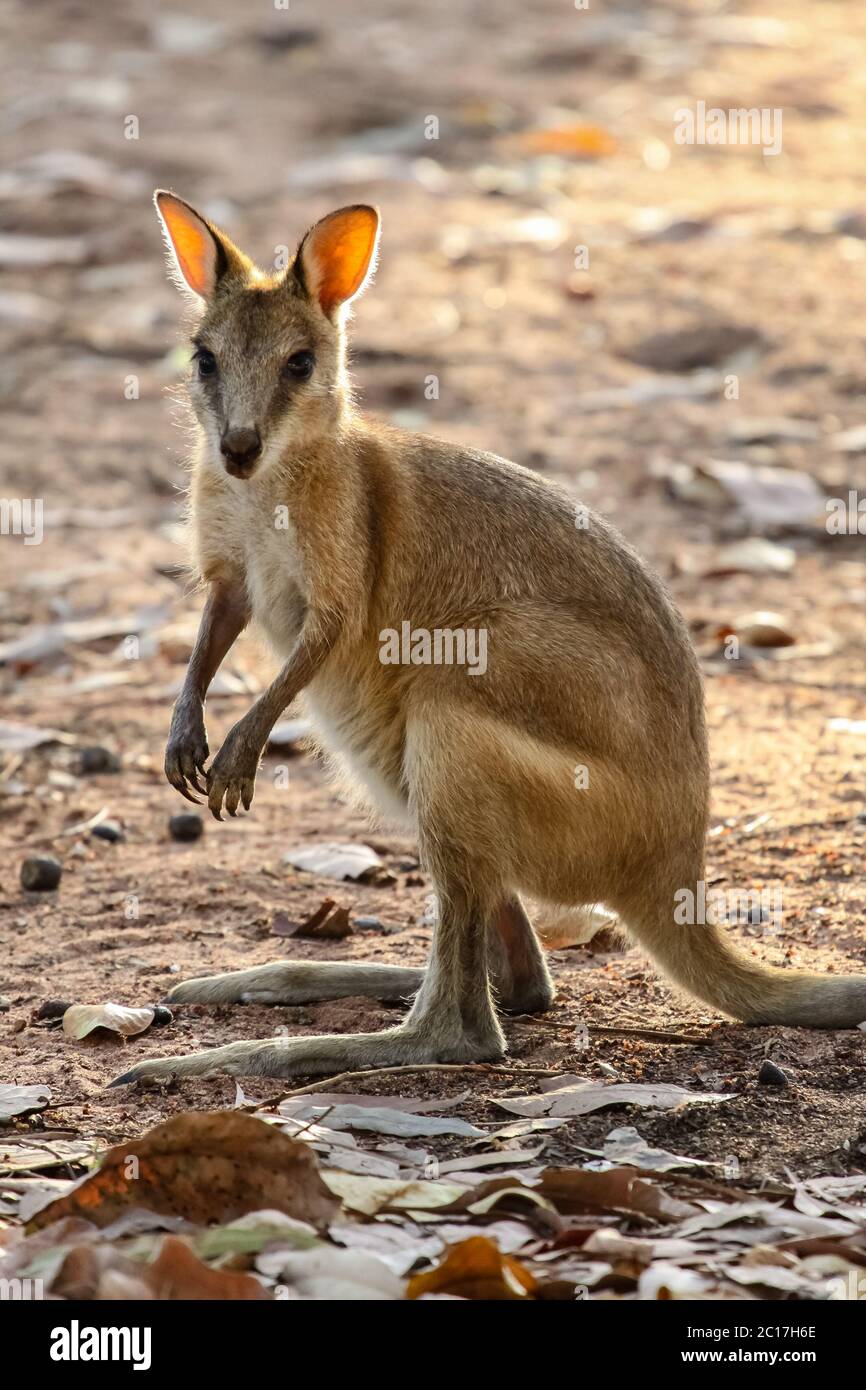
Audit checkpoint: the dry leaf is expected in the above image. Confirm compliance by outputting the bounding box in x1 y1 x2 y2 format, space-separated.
28 1111 338 1233
260 1246 403 1300
322 1172 465 1216
514 123 617 158
145 1235 269 1300
283 842 384 881
595 1126 711 1173
272 899 354 939
0 722 75 753
492 1079 733 1118
0 1083 51 1121
729 610 796 648
682 537 796 578
677 459 824 528
538 1167 699 1222
407 1236 536 1300
291 1104 484 1139
62 1003 155 1041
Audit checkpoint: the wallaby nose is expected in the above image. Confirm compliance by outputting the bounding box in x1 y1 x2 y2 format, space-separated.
220 427 262 472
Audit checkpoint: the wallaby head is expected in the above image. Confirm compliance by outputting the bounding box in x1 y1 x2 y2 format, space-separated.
154 191 380 478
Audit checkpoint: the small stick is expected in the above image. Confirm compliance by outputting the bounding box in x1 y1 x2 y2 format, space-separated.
242 1061 567 1113
30 805 110 844
510 1016 711 1046
588 1024 712 1045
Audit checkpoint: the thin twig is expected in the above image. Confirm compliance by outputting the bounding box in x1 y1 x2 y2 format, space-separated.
588 1024 712 1046
241 1062 567 1113
509 1016 711 1046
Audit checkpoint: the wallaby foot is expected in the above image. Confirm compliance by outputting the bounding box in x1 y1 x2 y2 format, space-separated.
109 1018 502 1085
164 959 425 1006
113 833 510 1084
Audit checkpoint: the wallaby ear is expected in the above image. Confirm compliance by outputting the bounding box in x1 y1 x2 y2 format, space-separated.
297 205 380 318
154 190 230 300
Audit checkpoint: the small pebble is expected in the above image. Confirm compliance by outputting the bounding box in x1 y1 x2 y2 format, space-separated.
36 999 73 1021
354 916 384 931
91 820 124 843
0 995 10 1012
758 1059 788 1087
169 812 204 842
79 746 120 774
21 855 62 891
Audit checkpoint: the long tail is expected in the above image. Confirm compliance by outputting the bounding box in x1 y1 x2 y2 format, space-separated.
627 901 866 1028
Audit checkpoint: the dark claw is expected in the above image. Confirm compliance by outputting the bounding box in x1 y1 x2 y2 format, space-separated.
108 1070 138 1088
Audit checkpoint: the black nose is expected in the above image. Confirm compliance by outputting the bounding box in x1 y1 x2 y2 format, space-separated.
220 427 262 469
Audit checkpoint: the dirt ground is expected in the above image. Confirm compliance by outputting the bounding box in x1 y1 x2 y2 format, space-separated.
1 0 865 1186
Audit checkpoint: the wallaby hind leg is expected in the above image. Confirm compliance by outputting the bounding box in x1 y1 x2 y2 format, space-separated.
166 897 550 1014
110 725 506 1084
110 872 503 1085
164 959 424 1006
491 897 555 1014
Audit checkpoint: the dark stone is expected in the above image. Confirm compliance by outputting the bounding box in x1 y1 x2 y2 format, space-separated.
621 323 767 373
36 999 73 1020
91 820 124 843
758 1059 789 1087
169 812 204 842
79 746 120 774
21 855 62 891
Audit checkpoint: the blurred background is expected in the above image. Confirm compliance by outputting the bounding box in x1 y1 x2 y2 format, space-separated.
1 1 865 1130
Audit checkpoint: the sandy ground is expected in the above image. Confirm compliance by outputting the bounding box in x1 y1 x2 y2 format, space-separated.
1 0 865 1182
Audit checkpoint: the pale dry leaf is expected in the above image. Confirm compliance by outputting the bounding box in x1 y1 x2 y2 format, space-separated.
283 842 384 881
259 1246 403 1300
62 1003 155 1041
0 722 75 753
492 1079 733 1118
0 1083 51 1121
294 1104 484 1139
322 1172 465 1216
594 1125 711 1173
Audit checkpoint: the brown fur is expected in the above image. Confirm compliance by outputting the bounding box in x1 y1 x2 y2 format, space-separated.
112 195 866 1086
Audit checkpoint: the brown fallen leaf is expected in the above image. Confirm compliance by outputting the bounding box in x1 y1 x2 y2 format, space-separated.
52 1241 149 1300
28 1111 338 1233
728 610 797 648
407 1236 537 1300
145 1235 269 1300
272 899 353 939
537 1167 699 1222
51 1233 268 1300
513 123 617 158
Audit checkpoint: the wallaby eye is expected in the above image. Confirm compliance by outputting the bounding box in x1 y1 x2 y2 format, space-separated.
195 348 217 379
283 350 314 380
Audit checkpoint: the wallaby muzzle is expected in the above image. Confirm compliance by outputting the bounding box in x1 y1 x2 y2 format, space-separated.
220 426 262 478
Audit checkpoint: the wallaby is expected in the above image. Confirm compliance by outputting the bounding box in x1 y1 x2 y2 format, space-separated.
112 191 866 1086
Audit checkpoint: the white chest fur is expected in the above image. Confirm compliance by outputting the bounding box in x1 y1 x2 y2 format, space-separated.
239 490 307 658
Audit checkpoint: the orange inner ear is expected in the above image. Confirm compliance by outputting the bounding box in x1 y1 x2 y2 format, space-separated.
308 207 379 315
157 194 217 297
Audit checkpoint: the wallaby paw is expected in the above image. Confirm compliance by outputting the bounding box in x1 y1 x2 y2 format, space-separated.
163 971 251 1006
206 720 263 819
109 1053 189 1087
